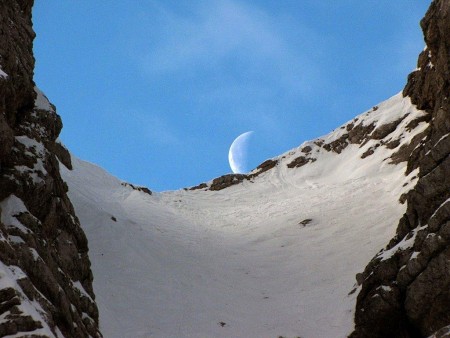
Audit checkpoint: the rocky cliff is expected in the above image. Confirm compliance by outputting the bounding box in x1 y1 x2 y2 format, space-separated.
351 0 450 337
0 1 101 337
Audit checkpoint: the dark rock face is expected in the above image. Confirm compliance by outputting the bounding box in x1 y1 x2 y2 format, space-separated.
0 0 35 127
351 1 450 337
0 1 101 337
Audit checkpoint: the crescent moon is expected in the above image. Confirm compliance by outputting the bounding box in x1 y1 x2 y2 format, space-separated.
228 131 254 174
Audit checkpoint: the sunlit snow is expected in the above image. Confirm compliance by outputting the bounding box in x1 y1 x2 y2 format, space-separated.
61 93 427 338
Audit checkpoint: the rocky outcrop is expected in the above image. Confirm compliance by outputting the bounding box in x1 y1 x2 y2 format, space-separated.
190 159 278 191
287 156 316 168
121 182 152 195
351 1 450 337
0 1 101 337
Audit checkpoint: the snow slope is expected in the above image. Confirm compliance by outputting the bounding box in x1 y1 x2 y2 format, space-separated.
61 93 428 338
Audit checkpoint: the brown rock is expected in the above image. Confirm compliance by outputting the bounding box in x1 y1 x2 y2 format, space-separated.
287 156 312 168
0 1 102 337
351 1 450 336
301 146 312 153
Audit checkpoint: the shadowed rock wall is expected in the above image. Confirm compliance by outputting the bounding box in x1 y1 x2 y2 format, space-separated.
0 1 101 337
351 1 450 337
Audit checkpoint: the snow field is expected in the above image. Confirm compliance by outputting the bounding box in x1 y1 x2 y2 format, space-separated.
62 94 427 338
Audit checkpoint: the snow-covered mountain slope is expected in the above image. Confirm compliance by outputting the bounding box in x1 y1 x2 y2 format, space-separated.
61 93 428 338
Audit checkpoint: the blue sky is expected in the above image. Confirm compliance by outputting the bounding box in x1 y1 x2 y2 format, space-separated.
33 1 430 191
